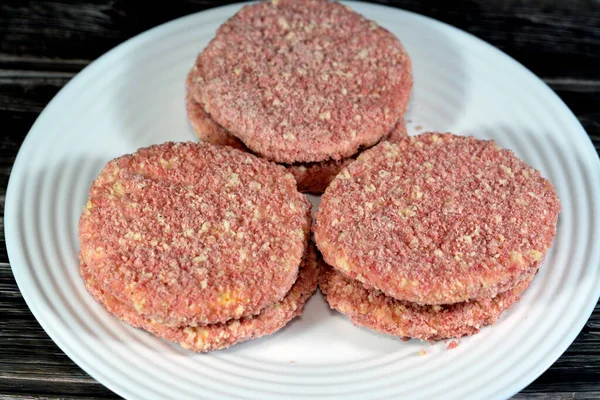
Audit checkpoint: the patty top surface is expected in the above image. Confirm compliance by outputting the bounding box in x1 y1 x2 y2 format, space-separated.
192 0 412 163
315 133 560 304
79 142 311 326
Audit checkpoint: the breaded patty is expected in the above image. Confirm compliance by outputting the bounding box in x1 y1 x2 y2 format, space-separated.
315 133 560 304
81 244 320 352
189 0 412 163
79 142 311 327
319 262 534 341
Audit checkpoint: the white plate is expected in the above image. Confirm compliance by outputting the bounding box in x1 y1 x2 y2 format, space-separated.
5 2 600 399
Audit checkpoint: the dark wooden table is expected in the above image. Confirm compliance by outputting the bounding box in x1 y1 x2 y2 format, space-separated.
1 1 599 399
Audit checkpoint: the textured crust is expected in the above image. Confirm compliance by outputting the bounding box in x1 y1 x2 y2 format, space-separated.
185 69 246 150
319 261 534 341
189 0 412 163
81 245 320 352
286 158 354 194
79 142 311 327
315 133 560 304
186 75 407 193
285 121 407 193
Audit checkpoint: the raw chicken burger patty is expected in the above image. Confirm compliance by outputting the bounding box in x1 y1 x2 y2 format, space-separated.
79 142 312 327
319 260 535 341
189 0 412 163
80 244 320 352
314 133 560 305
186 77 407 193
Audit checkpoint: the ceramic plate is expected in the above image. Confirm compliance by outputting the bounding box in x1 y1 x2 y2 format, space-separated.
6 2 600 399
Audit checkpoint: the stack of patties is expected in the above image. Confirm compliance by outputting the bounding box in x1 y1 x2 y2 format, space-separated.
79 142 318 352
185 0 412 193
315 133 561 341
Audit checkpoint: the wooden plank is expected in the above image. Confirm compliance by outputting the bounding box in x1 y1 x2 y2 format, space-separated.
0 75 597 151
550 81 600 153
0 0 598 78
0 259 599 398
0 264 117 398
0 379 117 399
1 74 597 267
0 74 70 263
0 1 599 397
513 394 600 400
0 396 115 400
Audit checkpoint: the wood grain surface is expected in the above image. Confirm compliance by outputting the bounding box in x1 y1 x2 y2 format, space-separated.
1 0 599 398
